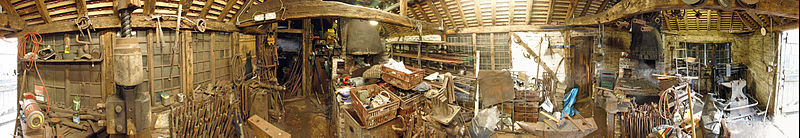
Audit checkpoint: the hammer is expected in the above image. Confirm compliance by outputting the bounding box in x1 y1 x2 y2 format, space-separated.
540 111 565 128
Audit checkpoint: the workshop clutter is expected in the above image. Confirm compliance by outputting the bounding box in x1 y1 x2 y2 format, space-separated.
381 62 425 90
350 84 401 129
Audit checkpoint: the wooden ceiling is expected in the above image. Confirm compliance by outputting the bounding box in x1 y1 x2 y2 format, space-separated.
1 0 266 25
1 0 796 33
402 0 797 32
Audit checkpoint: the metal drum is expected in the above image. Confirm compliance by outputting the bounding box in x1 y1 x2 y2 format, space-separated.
22 94 43 129
113 37 145 86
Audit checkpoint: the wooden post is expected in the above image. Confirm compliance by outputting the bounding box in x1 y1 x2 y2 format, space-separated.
302 19 312 96
472 33 477 70
400 0 407 16
147 30 156 105
182 31 194 96
102 31 115 96
211 33 217 83
490 33 495 70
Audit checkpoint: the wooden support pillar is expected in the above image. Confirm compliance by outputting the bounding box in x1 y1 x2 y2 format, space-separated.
181 31 194 96
400 0 407 16
472 33 477 70
490 33 495 70
147 30 156 105
302 19 312 96
102 31 115 96
211 33 217 83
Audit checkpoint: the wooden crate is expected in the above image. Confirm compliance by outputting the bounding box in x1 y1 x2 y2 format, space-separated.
514 102 540 113
351 84 401 129
513 112 539 122
398 94 422 116
381 65 424 90
515 90 541 102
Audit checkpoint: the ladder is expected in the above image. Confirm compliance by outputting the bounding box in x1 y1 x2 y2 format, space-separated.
674 42 689 76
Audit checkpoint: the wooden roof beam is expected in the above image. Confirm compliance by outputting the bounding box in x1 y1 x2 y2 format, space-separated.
568 0 799 26
746 11 765 28
34 0 52 23
525 0 533 24
200 0 215 19
736 11 753 30
433 0 455 29
474 0 483 26
0 0 18 16
491 0 497 26
662 11 672 31
545 0 555 24
233 0 254 23
218 0 237 22
74 0 87 16
237 0 442 32
400 0 407 16
580 0 592 16
21 15 239 35
143 0 155 15
597 0 610 13
566 0 580 20
415 3 432 22
455 0 468 28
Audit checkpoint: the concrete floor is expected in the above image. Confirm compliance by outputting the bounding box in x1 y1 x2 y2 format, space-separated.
274 98 334 138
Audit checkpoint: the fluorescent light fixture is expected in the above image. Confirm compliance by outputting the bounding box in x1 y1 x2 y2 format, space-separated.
369 20 379 26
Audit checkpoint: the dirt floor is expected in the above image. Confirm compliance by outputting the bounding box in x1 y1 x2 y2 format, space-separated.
273 98 334 138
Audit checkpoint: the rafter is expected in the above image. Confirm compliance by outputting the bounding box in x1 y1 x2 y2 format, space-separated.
0 0 18 16
455 0 468 28
218 0 237 22
415 3 432 22
717 10 722 31
509 0 515 25
746 11 766 28
474 0 483 26
597 0 609 13
545 0 555 24
34 0 52 23
425 0 445 28
74 0 87 16
434 0 456 29
400 0 407 16
566 0 580 20
491 0 497 26
200 0 215 19
525 0 533 24
569 0 799 26
143 0 156 15
707 10 712 30
736 11 752 30
662 11 672 31
580 0 592 16
233 0 254 23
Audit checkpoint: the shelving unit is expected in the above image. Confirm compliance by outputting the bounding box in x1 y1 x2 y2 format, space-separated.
387 41 471 72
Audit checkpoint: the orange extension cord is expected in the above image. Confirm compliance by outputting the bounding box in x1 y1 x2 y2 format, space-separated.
18 32 51 116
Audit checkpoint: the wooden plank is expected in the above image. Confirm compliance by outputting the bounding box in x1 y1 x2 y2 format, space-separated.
491 0 497 26
147 30 155 105
182 30 193 96
445 25 595 34
568 0 799 26
736 12 753 30
0 0 18 16
237 1 442 32
400 0 407 16
302 19 311 96
455 0 468 28
75 0 88 16
210 33 216 83
525 0 533 24
746 11 766 28
474 0 483 26
580 0 592 16
101 31 115 96
597 0 610 13
545 0 555 24
143 0 155 15
200 0 215 19
34 0 52 23
510 33 555 76
490 33 495 70
566 0 580 20
21 15 239 35
233 0 254 23
218 0 237 22
248 115 291 138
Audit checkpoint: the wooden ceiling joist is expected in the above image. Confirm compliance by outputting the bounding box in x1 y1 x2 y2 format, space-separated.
597 0 609 13
143 0 155 15
233 0 253 23
0 0 18 16
432 0 454 29
74 0 87 16
545 0 555 24
491 0 497 26
199 0 215 19
455 0 467 27
22 15 238 35
34 0 51 23
565 0 579 20
580 0 592 16
525 0 533 24
218 0 237 22
569 0 799 26
238 0 441 33
746 11 766 28
736 11 753 30
473 0 483 26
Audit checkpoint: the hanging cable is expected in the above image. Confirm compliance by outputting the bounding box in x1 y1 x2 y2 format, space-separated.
17 32 51 117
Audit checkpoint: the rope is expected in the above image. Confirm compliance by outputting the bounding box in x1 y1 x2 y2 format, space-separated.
17 32 51 116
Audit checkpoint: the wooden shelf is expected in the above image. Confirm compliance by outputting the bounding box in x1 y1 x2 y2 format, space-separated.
390 53 469 64
22 59 103 63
